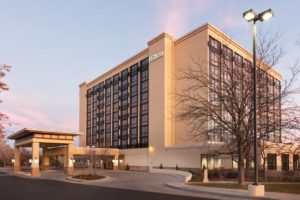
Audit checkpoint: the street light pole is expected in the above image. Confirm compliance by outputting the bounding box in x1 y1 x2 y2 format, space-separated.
243 8 274 188
252 20 258 185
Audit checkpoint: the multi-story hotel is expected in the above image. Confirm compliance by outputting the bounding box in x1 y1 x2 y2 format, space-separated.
79 23 297 171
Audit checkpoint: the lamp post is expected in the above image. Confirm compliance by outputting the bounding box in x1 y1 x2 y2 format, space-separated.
87 145 95 170
243 8 274 188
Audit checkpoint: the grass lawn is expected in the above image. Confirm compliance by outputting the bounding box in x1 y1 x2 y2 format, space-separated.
188 183 300 194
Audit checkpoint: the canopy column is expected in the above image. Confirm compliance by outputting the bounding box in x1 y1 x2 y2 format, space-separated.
13 146 20 172
42 147 49 171
31 142 40 177
65 143 74 175
113 155 119 170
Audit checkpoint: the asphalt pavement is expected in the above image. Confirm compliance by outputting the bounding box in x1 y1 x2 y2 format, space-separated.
0 174 215 200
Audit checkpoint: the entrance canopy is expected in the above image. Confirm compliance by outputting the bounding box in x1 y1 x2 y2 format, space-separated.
8 128 81 147
8 128 82 176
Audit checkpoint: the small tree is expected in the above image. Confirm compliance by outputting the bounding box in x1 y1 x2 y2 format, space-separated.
0 64 12 167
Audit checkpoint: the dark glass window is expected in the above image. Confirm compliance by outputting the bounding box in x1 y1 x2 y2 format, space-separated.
131 96 138 106
121 108 127 116
267 154 277 170
141 115 148 126
282 154 289 170
113 93 119 102
141 81 148 92
141 70 148 81
131 85 138 94
131 75 137 84
121 99 128 107
121 69 128 78
131 117 137 127
293 155 300 170
113 103 118 111
141 103 148 114
113 113 119 120
141 92 148 102
131 107 137 116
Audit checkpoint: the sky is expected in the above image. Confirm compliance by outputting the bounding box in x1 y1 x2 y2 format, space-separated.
1 0 300 141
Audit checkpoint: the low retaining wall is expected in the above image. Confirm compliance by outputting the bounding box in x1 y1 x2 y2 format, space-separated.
150 168 192 183
127 165 149 172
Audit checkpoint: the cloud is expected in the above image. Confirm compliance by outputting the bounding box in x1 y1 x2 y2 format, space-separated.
154 0 213 37
1 92 78 132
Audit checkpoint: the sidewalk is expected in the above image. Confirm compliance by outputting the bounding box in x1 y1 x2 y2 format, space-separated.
165 182 300 200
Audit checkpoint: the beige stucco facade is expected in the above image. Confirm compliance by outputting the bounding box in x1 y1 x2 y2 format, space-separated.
78 23 292 171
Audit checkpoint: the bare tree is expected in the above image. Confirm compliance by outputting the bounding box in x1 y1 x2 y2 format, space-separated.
176 50 254 185
176 31 300 185
256 31 300 180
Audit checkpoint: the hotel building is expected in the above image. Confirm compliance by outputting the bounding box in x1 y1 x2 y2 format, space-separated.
79 23 298 171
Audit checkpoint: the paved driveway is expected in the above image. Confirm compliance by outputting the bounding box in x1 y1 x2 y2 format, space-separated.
0 168 273 200
0 173 213 200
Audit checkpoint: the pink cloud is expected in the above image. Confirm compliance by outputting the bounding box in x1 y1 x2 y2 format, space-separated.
154 0 213 37
220 14 248 29
1 92 78 132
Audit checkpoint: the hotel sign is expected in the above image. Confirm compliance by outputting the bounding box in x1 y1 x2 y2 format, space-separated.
149 51 164 63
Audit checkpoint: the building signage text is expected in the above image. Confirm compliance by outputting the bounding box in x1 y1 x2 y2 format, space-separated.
149 51 164 63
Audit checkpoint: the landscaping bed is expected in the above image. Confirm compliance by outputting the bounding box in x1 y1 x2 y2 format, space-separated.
72 174 105 180
188 182 300 194
189 169 300 183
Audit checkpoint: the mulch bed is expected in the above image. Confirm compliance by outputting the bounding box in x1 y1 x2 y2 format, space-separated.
72 174 105 180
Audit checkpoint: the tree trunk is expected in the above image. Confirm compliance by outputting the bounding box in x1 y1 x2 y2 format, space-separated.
245 158 250 180
238 143 245 185
263 158 267 181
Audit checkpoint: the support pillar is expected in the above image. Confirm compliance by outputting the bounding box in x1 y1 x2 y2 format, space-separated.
113 156 119 170
203 168 209 183
31 142 40 177
14 146 21 173
65 143 74 175
42 148 49 171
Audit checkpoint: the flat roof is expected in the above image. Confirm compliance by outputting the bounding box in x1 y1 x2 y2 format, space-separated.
8 128 82 140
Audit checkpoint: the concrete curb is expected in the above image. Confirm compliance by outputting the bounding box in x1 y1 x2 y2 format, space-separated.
165 182 276 200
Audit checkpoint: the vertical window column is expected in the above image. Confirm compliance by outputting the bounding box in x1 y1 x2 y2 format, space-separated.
130 64 138 148
112 74 120 148
140 58 149 148
97 82 105 147
92 85 99 146
86 89 93 146
120 69 129 149
105 78 112 148
208 37 221 142
274 79 281 142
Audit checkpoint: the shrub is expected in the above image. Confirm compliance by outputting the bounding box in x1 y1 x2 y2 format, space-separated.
208 170 220 179
125 164 130 171
226 171 238 179
288 177 300 182
159 163 163 169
